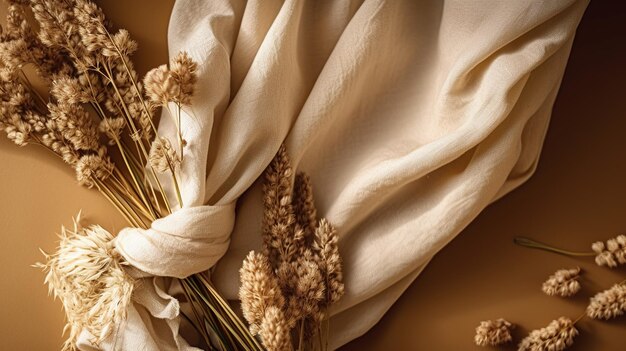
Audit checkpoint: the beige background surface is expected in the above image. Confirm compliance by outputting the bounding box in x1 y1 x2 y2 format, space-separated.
0 1 624 350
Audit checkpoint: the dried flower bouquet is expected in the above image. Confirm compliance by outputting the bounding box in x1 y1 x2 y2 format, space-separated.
0 0 261 350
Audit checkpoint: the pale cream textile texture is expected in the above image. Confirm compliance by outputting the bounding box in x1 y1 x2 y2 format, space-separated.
110 0 589 350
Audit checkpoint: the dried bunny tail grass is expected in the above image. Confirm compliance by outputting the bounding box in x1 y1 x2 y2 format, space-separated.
586 282 626 320
259 306 292 351
313 218 344 305
262 144 300 266
541 267 581 297
36 218 134 351
239 251 285 336
592 235 626 268
75 146 114 188
143 64 180 106
474 318 514 347
518 317 578 351
170 51 197 105
148 136 179 173
293 172 317 239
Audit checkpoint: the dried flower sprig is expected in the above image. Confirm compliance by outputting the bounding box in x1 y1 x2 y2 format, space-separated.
474 318 514 347
36 215 134 351
514 236 626 268
586 282 626 320
518 317 578 351
542 267 581 297
240 145 344 351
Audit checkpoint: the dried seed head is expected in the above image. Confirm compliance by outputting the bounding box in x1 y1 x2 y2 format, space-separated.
592 235 626 268
293 172 317 240
143 64 180 106
75 147 114 188
36 220 134 351
169 51 198 105
474 318 514 347
518 317 578 351
98 117 125 143
148 136 179 173
587 283 626 320
51 76 91 105
541 267 581 297
259 306 292 351
313 218 344 306
48 102 100 151
239 251 285 336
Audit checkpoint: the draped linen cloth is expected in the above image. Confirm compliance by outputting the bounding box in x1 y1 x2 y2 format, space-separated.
102 0 589 350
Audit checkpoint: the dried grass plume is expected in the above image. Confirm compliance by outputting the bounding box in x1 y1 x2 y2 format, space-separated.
36 215 134 351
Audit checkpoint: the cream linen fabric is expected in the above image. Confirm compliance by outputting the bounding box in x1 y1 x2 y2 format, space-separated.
108 0 589 350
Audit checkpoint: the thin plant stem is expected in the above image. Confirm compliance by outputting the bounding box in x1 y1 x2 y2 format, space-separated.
513 237 596 257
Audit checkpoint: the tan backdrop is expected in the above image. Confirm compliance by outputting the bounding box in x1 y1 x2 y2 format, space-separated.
0 1 624 350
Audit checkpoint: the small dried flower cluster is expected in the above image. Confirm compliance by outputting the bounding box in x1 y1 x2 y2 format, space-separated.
592 235 626 268
240 145 344 351
474 318 514 346
541 267 581 297
586 283 626 320
36 216 134 351
518 317 578 351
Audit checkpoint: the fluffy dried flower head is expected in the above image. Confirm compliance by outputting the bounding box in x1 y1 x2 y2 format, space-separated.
143 64 180 106
592 235 626 268
103 29 137 57
51 76 91 105
541 267 581 297
170 51 198 105
518 317 578 351
36 218 134 351
259 306 292 351
586 283 626 320
239 251 285 336
474 318 514 347
291 251 325 322
75 147 114 187
48 102 100 151
98 117 125 143
148 136 179 173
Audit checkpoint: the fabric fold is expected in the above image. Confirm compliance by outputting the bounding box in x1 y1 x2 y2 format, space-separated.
115 204 236 279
